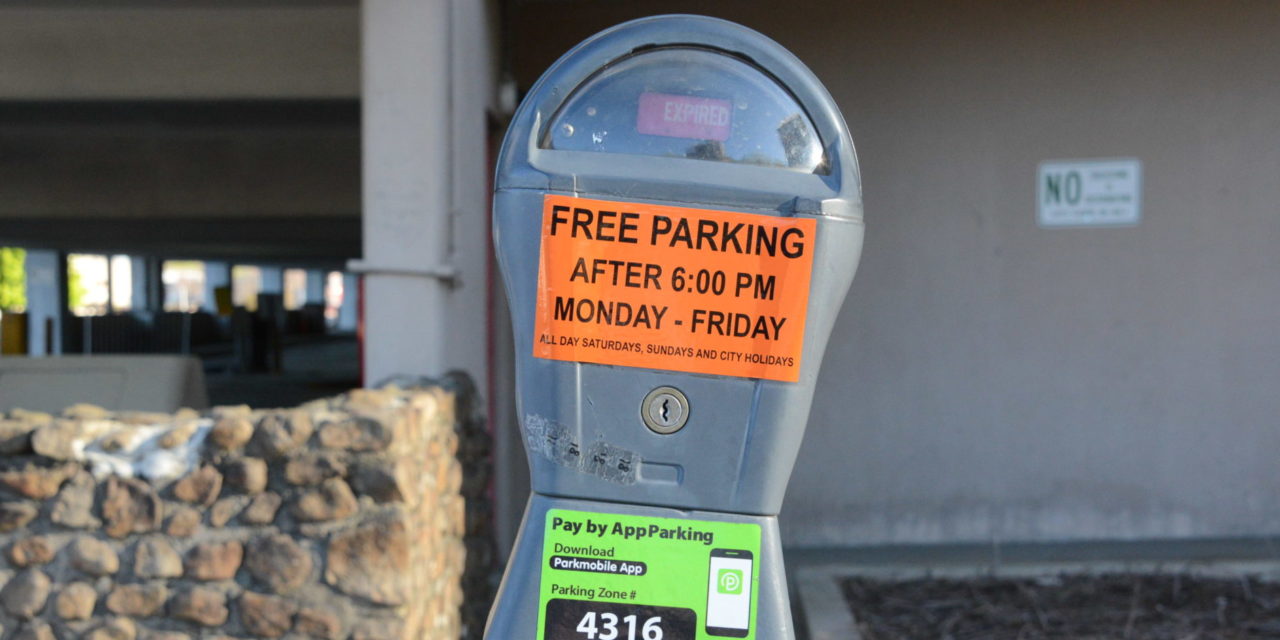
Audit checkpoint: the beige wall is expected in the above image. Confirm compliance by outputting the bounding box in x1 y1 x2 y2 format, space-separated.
511 1 1280 545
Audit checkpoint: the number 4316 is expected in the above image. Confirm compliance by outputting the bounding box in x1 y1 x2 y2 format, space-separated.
576 611 663 640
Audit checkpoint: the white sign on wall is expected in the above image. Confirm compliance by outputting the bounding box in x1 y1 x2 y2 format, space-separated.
1037 158 1142 228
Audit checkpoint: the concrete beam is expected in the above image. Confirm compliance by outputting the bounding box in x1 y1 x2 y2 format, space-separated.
0 6 358 99
0 101 359 221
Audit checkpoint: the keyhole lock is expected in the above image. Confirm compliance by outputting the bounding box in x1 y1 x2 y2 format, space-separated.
641 386 690 435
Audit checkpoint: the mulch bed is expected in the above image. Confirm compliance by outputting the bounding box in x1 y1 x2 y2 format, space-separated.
842 574 1280 639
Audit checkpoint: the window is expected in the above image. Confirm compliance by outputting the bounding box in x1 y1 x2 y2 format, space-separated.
162 261 205 312
109 255 132 311
283 269 307 310
68 254 109 316
324 271 345 325
232 265 262 311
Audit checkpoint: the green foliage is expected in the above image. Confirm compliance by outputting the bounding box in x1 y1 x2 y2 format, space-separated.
0 248 26 312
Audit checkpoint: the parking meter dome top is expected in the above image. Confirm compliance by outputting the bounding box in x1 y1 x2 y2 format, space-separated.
543 46 828 174
500 14 862 214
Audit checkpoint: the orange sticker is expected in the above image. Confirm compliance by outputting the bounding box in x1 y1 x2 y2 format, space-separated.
533 194 816 382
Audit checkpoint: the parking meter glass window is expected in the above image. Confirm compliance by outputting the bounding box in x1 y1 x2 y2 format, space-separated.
542 47 828 173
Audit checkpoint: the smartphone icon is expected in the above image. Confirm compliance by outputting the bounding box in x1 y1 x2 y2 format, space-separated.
705 548 753 637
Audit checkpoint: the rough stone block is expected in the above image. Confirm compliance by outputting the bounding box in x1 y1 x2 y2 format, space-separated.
106 582 168 617
238 591 298 638
0 462 78 499
159 419 200 449
324 514 410 605
350 618 404 640
1 568 51 618
240 492 282 525
164 506 201 538
138 631 191 640
211 404 252 419
293 607 343 639
316 416 392 452
102 476 163 538
350 458 410 503
51 469 100 528
70 536 121 576
9 408 54 423
342 388 397 413
222 457 268 495
116 411 173 426
169 586 229 627
134 536 183 579
7 536 54 567
172 465 222 507
210 416 254 451
12 620 56 640
291 478 358 522
32 419 95 460
84 616 139 640
55 580 97 620
209 496 247 527
250 412 313 457
0 500 37 532
244 533 313 594
284 452 348 486
184 540 244 581
0 419 37 454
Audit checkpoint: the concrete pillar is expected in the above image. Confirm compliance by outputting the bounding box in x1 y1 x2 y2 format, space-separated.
445 0 498 380
357 0 452 384
104 255 115 315
358 0 505 536
356 0 496 385
24 250 64 356
129 256 151 312
305 269 326 307
203 261 229 314
145 257 163 312
337 273 358 332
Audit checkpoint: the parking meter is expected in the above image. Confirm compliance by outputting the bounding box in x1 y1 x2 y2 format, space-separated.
487 15 863 640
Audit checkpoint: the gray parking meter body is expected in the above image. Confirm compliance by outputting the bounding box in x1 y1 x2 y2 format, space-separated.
487 15 863 640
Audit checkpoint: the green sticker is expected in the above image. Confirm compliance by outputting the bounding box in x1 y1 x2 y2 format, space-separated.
538 509 761 640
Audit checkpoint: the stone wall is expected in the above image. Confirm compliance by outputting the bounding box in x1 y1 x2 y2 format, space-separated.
445 375 494 639
0 385 472 639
